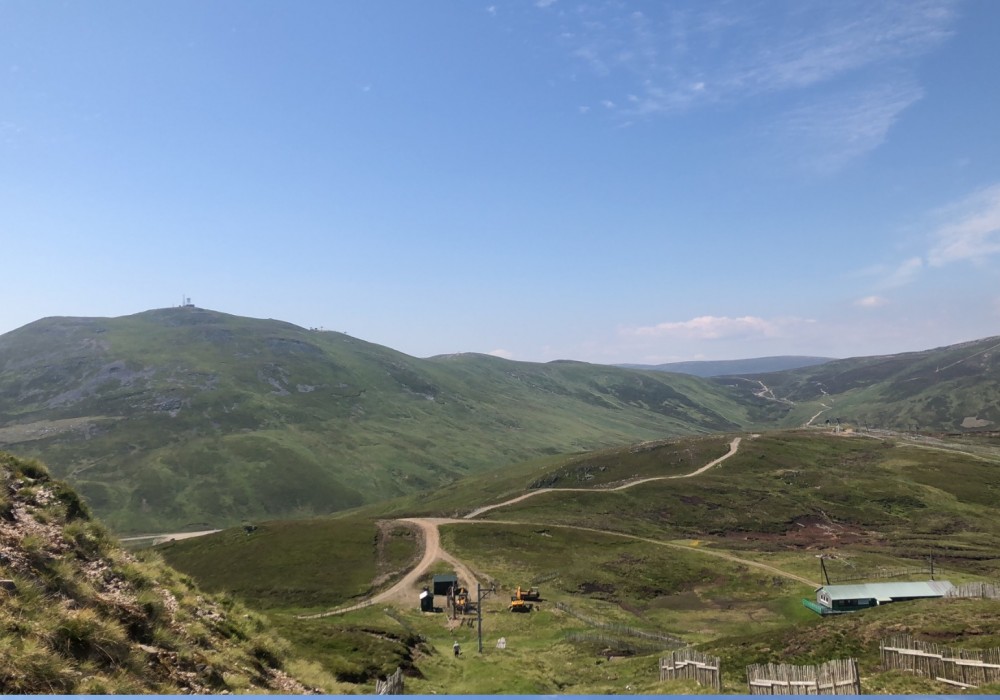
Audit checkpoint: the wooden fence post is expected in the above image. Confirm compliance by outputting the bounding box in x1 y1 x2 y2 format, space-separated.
375 667 404 695
659 648 722 692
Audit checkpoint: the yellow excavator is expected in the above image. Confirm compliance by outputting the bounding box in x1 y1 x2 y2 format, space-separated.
508 585 540 613
515 586 541 601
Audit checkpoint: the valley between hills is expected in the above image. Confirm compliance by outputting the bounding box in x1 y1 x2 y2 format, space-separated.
2 307 1000 694
150 427 1000 694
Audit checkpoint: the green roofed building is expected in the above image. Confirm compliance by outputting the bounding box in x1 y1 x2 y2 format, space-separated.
432 573 458 596
803 580 954 615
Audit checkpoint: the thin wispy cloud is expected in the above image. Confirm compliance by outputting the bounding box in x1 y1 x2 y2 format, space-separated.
777 80 924 173
856 295 889 308
625 315 779 340
541 0 955 165
720 1 956 95
928 184 1000 266
547 1 955 111
488 348 514 359
878 256 924 289
860 183 1000 294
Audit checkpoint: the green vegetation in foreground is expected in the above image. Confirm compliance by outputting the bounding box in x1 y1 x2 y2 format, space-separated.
148 430 1000 693
0 451 326 693
235 544 1000 693
704 597 1000 693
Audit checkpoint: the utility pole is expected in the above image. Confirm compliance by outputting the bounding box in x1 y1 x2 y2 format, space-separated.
818 554 831 585
477 583 483 653
476 582 497 653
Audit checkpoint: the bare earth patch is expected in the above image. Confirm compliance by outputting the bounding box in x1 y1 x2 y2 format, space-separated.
715 515 880 550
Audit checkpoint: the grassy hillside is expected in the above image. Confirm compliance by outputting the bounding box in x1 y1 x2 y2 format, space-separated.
471 431 1000 572
366 430 1000 576
3 308 998 533
366 433 736 518
155 517 420 612
157 429 1000 694
0 307 765 532
718 336 1000 432
0 451 336 693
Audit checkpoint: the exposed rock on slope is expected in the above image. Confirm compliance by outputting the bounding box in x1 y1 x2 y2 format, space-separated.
0 451 313 694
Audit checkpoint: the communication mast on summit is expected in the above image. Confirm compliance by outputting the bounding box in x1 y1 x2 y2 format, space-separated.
180 295 195 308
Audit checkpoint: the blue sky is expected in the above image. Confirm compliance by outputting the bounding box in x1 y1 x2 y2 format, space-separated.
2 0 999 364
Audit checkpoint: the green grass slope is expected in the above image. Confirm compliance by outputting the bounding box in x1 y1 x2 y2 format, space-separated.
156 517 420 612
157 429 1000 694
718 336 1000 432
0 307 764 532
476 431 1000 571
0 451 329 693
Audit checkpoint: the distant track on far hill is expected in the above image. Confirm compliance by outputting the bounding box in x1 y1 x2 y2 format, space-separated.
462 436 742 519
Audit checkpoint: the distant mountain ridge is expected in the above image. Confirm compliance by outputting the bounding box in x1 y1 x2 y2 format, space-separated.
620 356 836 377
1 307 997 532
715 336 1000 431
0 307 761 531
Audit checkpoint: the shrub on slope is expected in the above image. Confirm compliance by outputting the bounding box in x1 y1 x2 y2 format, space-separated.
0 451 314 694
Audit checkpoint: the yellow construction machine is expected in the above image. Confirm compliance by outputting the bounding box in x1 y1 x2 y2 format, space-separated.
508 585 538 612
515 586 541 601
454 586 474 615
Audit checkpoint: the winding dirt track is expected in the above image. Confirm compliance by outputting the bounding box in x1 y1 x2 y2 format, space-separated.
298 518 478 619
120 529 221 543
297 435 820 618
463 437 741 519
538 523 819 587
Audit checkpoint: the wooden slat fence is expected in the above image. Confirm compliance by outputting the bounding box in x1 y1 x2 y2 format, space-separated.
660 648 721 691
375 667 404 695
880 634 1000 689
945 581 1000 600
746 659 861 695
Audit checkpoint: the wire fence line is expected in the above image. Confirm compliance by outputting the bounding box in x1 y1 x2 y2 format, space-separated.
554 601 686 647
565 631 664 656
